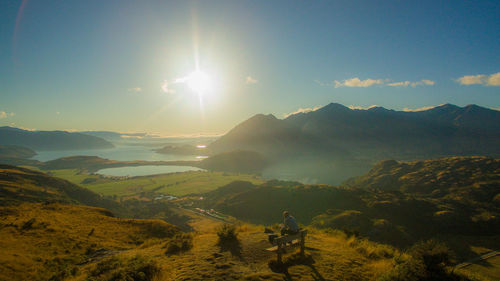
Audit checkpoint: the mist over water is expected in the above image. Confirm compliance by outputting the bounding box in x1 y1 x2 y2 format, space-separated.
97 165 204 177
32 145 202 162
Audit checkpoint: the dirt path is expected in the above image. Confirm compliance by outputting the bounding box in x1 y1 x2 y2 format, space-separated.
455 250 500 269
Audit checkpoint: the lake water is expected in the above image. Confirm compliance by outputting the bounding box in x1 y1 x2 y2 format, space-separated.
97 165 204 177
32 145 205 162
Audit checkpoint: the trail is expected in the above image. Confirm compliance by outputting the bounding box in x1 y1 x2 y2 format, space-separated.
455 250 499 269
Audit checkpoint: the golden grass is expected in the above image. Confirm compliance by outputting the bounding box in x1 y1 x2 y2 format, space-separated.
1 201 396 281
0 203 179 281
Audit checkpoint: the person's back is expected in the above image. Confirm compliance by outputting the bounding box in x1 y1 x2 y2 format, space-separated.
284 215 299 232
281 211 299 235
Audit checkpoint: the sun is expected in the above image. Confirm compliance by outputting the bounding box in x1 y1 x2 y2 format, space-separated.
187 70 212 94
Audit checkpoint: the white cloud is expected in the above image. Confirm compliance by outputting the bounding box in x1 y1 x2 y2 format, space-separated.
387 79 435 87
161 81 176 94
284 106 322 118
487 72 500 86
334 77 385 88
402 105 438 112
456 72 500 86
245 76 258 84
127 87 142 93
348 105 379 110
326 77 436 88
387 81 411 87
0 111 14 119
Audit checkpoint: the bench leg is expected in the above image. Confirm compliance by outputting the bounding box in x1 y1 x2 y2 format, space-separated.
277 243 282 264
300 233 305 257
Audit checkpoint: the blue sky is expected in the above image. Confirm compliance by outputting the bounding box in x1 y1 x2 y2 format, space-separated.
1 0 499 135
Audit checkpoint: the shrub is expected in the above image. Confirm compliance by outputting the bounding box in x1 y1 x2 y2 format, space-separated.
89 255 160 281
378 240 474 281
217 224 238 245
164 233 193 255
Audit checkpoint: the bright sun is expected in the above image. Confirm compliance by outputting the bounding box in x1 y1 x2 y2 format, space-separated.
187 70 212 94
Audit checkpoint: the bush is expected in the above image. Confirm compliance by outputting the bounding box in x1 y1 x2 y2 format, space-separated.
89 255 160 281
216 224 238 245
164 233 193 255
378 240 473 281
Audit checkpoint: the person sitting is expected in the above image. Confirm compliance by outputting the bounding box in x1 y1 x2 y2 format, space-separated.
281 211 299 236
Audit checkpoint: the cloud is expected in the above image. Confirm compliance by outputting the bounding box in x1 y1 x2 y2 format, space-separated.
487 72 500 86
334 77 385 88
402 105 438 112
387 79 435 87
348 105 379 110
161 81 176 94
127 87 142 93
323 77 435 88
0 111 14 119
456 72 500 86
245 76 258 84
284 106 322 118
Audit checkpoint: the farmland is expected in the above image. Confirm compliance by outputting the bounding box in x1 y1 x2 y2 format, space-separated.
47 169 264 197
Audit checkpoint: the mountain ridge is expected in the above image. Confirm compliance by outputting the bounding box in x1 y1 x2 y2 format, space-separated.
0 126 114 151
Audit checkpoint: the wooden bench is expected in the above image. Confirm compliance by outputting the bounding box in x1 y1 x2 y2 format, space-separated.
266 229 307 264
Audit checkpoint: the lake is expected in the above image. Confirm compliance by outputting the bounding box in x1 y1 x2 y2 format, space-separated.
97 165 204 177
32 145 206 162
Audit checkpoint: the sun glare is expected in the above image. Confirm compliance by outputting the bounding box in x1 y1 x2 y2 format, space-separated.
187 70 212 94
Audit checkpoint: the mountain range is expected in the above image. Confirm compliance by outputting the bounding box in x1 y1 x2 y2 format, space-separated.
208 103 500 183
210 103 500 160
0 126 114 151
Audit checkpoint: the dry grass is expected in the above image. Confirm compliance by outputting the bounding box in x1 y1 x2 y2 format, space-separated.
0 203 179 281
0 202 397 281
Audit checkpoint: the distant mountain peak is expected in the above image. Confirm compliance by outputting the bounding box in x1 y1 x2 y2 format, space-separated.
318 102 350 113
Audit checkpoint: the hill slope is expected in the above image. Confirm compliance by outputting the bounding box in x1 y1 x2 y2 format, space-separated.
0 164 123 213
197 157 500 249
0 203 180 281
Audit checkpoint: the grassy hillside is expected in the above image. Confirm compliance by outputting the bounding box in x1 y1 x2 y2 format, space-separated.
343 156 499 193
0 165 123 213
196 157 500 257
0 203 180 281
0 162 495 280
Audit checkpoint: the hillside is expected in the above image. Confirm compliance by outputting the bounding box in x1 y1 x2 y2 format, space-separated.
0 161 496 280
200 150 269 174
0 203 180 281
0 126 114 151
0 145 36 159
0 164 123 213
343 156 500 193
196 157 500 251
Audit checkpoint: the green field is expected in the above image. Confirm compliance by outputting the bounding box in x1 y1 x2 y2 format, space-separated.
47 169 264 197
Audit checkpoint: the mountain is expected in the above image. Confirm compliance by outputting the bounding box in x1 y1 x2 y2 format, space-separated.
211 103 500 159
0 126 114 151
209 103 500 184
